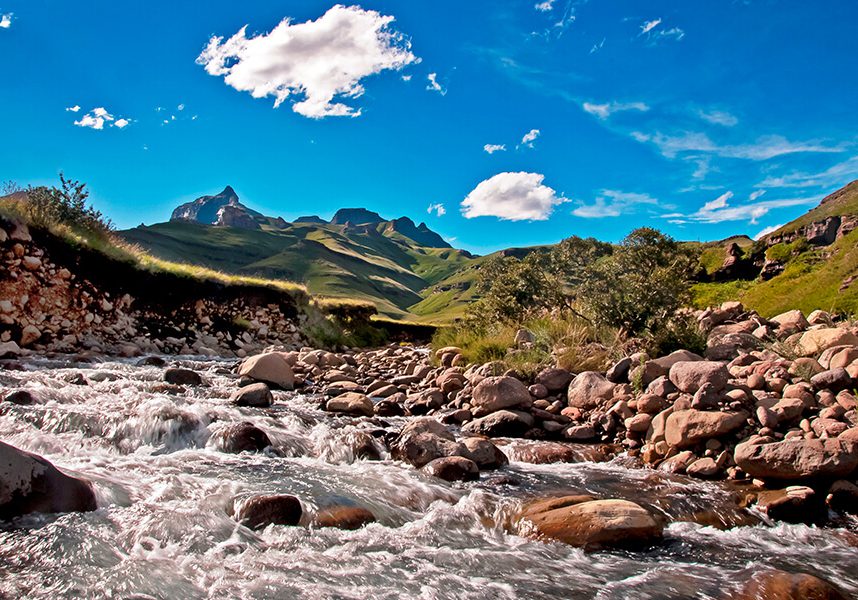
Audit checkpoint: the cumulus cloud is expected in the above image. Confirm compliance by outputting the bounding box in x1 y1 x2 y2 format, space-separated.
572 190 659 218
427 203 446 217
65 105 81 113
582 101 649 120
426 72 446 95
0 13 12 29
483 144 506 154
519 129 540 148
697 109 738 127
667 191 816 225
461 172 566 221
196 5 418 119
632 131 843 161
73 107 131 130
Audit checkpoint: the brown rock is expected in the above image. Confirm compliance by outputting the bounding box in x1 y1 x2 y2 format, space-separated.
737 569 848 600
239 352 295 390
567 372 615 410
326 392 374 417
471 376 532 416
734 438 858 480
313 506 375 530
669 361 730 394
665 409 747 448
236 495 302 530
422 456 479 482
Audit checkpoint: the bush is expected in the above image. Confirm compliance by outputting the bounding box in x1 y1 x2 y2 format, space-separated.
21 174 112 237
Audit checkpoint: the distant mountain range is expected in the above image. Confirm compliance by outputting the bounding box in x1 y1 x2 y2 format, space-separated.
121 181 858 321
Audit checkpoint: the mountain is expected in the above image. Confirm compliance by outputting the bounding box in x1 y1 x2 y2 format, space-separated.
121 187 472 320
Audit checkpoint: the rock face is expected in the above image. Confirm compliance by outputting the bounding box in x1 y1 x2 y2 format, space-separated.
519 496 663 550
737 569 848 600
0 441 97 519
471 376 532 416
236 495 302 530
734 439 858 480
239 353 295 390
170 186 262 230
664 410 747 448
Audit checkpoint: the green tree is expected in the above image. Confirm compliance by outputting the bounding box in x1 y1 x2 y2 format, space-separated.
26 173 112 235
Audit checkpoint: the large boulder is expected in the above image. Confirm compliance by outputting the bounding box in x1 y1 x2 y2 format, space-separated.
770 310 810 336
462 410 534 437
664 409 747 448
230 383 273 407
212 422 272 453
535 368 573 393
164 368 202 386
737 569 848 600
238 352 295 390
797 328 858 357
518 496 663 550
705 333 762 361
391 419 469 468
404 388 444 415
0 441 97 519
734 438 858 480
235 494 302 530
326 392 374 417
471 376 532 416
567 372 615 410
313 506 376 530
462 437 508 469
668 361 730 394
422 456 479 482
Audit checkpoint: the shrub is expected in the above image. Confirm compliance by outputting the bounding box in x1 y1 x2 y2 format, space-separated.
23 174 113 237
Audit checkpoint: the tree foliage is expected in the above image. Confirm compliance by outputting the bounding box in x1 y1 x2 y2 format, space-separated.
24 173 112 236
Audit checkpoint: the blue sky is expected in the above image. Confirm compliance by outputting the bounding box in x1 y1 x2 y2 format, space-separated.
1 0 857 254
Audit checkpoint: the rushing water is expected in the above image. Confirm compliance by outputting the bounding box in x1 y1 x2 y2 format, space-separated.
0 356 856 600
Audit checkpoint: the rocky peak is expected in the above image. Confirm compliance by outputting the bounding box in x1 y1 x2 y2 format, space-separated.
170 186 261 230
388 217 451 248
330 208 384 226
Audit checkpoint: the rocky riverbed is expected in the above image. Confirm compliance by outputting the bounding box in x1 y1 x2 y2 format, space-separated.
2 320 858 599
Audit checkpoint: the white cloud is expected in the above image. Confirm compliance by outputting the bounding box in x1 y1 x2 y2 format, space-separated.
196 5 418 119
461 172 566 221
758 156 858 189
427 203 446 217
590 38 605 54
697 109 738 127
572 190 659 218
73 107 131 130
483 144 506 154
678 192 816 225
632 131 843 161
582 101 649 120
749 189 766 201
754 223 783 240
656 27 685 41
519 128 541 148
0 13 12 29
65 105 81 113
401 74 412 81
640 18 662 34
426 72 446 95
177 103 185 111
535 0 554 11
639 18 684 41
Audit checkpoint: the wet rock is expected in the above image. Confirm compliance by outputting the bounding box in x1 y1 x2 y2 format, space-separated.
213 422 272 453
471 376 532 416
374 398 405 417
236 494 302 530
669 361 729 394
462 437 508 469
137 356 166 367
754 486 824 524
536 368 573 393
736 569 848 600
238 352 295 390
462 410 534 437
0 441 97 519
827 480 858 514
502 441 614 464
313 506 375 530
164 368 202 386
2 390 39 405
664 409 747 449
734 438 858 480
518 496 663 550
422 456 479 482
349 431 382 461
230 382 273 407
686 457 721 479
326 392 374 417
567 372 615 410
391 418 469 468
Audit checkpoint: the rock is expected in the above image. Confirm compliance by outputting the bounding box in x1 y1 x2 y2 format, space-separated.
471 376 532 416
138 356 166 367
213 422 271 453
0 441 97 519
827 480 858 514
810 368 853 392
436 369 466 393
686 457 720 478
391 418 469 468
734 438 858 480
462 437 508 469
567 372 615 410
404 388 445 415
518 496 663 550
770 310 810 336
505 441 614 464
422 456 479 482
230 382 273 407
606 357 633 383
0 341 22 357
637 394 669 414
236 495 302 529
21 256 41 271
313 506 375 530
536 368 573 393
705 333 762 361
3 390 39 405
664 409 747 449
754 486 824 524
691 382 721 409
669 361 729 394
163 368 202 386
19 325 41 347
462 410 534 437
737 569 848 600
563 424 597 441
374 398 406 417
797 328 858 357
326 392 374 417
238 352 295 390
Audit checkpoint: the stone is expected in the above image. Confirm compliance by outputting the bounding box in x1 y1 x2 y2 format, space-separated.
563 424 597 441
462 437 508 469
669 361 729 394
236 495 302 529
471 376 532 416
797 328 858 357
422 456 479 482
637 394 669 414
391 419 469 468
0 441 97 519
606 357 632 383
3 390 39 405
827 480 858 514
664 409 747 448
19 325 41 347
313 506 375 530
810 368 853 392
404 388 444 415
705 333 762 361
326 392 374 417
518 496 663 550
734 438 858 480
536 368 573 393
685 457 720 478
691 382 721 409
230 383 273 407
462 410 534 437
21 256 41 271
737 569 848 600
0 341 20 358
436 369 466 394
164 368 202 386
769 310 810 336
754 486 824 524
238 352 295 390
213 422 271 453
567 372 615 410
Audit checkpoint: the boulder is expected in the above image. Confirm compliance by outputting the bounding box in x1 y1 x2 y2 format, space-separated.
754 486 824 524
238 352 295 390
436 369 466 394
737 569 848 600
236 494 302 529
0 441 97 519
326 392 374 417
734 438 858 480
230 383 273 407
213 422 271 453
567 372 615 410
462 437 508 469
422 456 479 482
518 496 663 550
313 506 375 530
164 368 203 386
705 333 762 361
391 419 469 468
462 410 534 437
797 328 858 357
810 368 853 393
536 368 573 393
669 361 729 394
769 310 810 336
471 376 532 416
664 409 747 448
404 388 444 415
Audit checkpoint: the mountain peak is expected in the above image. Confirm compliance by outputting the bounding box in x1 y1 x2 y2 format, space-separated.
170 186 260 229
330 208 384 225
